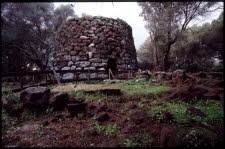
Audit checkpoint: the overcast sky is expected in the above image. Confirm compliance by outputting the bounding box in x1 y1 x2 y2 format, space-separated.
54 2 223 50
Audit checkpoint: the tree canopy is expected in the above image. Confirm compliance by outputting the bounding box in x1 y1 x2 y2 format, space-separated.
1 3 76 73
138 2 221 71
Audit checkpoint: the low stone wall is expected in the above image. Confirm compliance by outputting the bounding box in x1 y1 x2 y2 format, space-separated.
53 16 137 80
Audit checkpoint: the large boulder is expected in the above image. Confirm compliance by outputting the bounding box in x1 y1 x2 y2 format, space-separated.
20 87 51 111
49 92 69 110
172 69 186 85
130 111 148 124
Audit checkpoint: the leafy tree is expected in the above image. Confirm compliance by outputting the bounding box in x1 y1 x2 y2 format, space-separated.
171 11 223 72
139 2 220 71
1 3 76 73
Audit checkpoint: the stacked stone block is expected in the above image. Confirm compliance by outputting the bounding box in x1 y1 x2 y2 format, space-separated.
53 16 137 80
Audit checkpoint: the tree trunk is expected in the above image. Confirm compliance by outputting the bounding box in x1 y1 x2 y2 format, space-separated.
163 44 171 71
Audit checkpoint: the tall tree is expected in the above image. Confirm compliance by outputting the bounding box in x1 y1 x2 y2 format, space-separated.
139 2 220 71
1 3 76 72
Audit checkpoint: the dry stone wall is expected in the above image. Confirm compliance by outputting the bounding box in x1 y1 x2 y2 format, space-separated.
53 16 137 80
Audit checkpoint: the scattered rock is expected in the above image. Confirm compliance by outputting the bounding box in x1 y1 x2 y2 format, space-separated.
49 92 69 110
125 101 137 109
160 126 179 147
172 69 185 85
182 128 216 147
20 87 50 111
15 124 40 138
86 102 108 117
186 107 207 117
151 100 158 105
130 111 148 124
94 112 110 122
68 97 85 104
67 102 88 117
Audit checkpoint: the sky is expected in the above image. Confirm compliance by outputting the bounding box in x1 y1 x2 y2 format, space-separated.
54 2 223 50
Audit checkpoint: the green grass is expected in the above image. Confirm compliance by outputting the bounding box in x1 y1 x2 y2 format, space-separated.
2 91 20 104
149 99 224 126
120 129 153 147
120 82 172 97
90 121 120 136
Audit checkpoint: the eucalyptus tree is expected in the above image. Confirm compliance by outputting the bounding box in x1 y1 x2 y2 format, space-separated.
139 2 220 71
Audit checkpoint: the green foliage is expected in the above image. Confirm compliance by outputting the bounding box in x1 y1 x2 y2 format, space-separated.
105 124 120 135
121 130 153 147
123 138 137 147
149 99 224 126
120 82 172 97
90 121 120 135
2 91 20 104
171 11 224 72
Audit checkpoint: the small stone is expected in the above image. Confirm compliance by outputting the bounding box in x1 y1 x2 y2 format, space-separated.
94 112 110 122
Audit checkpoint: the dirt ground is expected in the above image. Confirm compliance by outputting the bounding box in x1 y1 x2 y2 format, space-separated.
2 80 224 147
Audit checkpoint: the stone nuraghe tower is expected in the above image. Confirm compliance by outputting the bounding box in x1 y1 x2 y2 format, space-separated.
53 16 137 80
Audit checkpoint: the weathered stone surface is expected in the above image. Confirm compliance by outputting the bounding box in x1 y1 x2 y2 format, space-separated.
94 112 110 122
68 97 85 104
90 73 97 79
54 17 138 80
67 102 88 117
79 73 88 79
20 87 50 110
68 61 74 67
130 111 148 124
98 73 108 79
172 69 185 85
160 126 179 147
186 107 207 117
86 102 108 117
71 65 76 70
62 73 74 80
49 92 69 110
62 66 70 70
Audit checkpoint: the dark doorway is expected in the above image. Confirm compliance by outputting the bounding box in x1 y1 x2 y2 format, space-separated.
107 58 117 75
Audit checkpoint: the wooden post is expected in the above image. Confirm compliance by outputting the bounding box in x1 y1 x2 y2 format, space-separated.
88 68 90 81
52 69 61 85
109 70 111 80
20 75 23 90
109 69 115 79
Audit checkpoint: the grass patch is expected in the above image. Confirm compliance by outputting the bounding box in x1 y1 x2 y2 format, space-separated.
120 129 153 147
2 91 20 104
149 99 224 126
120 82 172 97
90 121 120 136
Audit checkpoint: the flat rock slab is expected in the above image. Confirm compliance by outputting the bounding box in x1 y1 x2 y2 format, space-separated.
51 84 122 96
